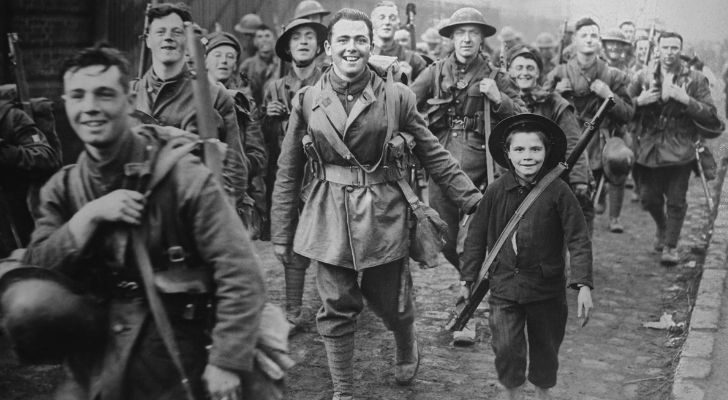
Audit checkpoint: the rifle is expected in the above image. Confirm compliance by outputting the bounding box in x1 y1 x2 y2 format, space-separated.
695 141 714 211
645 21 662 91
185 22 224 182
405 3 416 51
138 3 153 79
446 96 616 332
559 20 568 65
7 33 32 116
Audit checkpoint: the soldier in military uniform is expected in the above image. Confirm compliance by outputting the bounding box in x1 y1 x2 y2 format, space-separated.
410 7 526 346
133 3 250 227
0 85 61 258
628 31 722 264
234 13 263 63
262 18 327 331
534 32 558 77
292 0 330 23
240 24 281 113
370 1 427 82
271 8 481 399
545 17 635 235
204 31 269 238
11 44 268 400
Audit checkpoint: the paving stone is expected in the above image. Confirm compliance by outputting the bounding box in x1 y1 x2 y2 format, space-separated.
673 379 706 400
690 306 721 330
676 357 712 379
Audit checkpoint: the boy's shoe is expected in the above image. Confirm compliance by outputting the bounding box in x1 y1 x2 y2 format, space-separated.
661 247 679 266
609 218 624 233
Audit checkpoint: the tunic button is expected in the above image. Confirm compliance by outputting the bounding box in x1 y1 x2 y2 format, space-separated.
481 144 486 149
346 186 354 193
112 324 126 334
452 132 458 138
455 100 461 104
346 94 354 101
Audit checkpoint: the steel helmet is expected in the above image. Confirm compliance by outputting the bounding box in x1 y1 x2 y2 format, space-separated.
602 137 634 185
292 0 330 21
535 32 557 48
438 8 497 38
601 28 631 45
275 19 327 62
234 13 263 35
420 27 441 44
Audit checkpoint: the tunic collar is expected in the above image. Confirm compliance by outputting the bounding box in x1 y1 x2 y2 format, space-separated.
329 67 370 97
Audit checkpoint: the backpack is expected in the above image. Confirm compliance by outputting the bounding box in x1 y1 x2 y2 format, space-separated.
0 84 62 162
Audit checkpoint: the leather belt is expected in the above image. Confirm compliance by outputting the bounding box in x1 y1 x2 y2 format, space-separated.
317 164 402 186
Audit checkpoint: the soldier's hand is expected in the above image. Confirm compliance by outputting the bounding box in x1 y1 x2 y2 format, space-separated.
266 101 287 117
479 78 502 105
398 61 413 79
571 183 589 198
589 79 613 99
663 82 691 105
636 88 661 106
554 78 573 94
274 244 293 265
457 282 471 304
85 189 146 225
577 285 593 327
203 364 242 400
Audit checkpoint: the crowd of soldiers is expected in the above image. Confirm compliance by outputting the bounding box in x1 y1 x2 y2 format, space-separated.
0 1 724 400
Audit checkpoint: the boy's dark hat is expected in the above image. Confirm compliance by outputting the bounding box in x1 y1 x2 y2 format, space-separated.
203 31 242 61
275 19 327 62
489 113 567 170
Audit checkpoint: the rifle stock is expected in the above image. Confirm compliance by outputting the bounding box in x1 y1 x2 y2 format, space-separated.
558 20 568 65
405 3 416 51
7 33 33 116
138 3 153 79
445 97 616 332
184 22 224 183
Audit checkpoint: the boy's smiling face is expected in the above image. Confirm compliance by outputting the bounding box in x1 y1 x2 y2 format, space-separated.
507 131 546 181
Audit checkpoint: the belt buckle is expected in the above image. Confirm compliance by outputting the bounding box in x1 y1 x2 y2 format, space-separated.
168 246 185 263
450 117 465 129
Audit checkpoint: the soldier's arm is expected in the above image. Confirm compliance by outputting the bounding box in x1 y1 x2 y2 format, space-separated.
214 87 251 213
626 70 646 104
241 99 268 177
24 168 86 273
606 69 635 123
684 71 721 126
409 63 434 110
178 156 265 373
408 52 427 82
459 190 491 282
0 108 60 174
270 89 308 246
399 85 482 212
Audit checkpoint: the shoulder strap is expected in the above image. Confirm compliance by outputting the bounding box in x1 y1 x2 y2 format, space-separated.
305 71 398 174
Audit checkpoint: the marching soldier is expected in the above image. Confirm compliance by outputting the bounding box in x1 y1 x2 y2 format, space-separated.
534 32 558 76
370 1 427 82
132 3 250 226
394 28 412 49
6 44 269 400
262 18 327 331
204 31 269 238
420 27 443 60
545 17 635 234
234 13 263 63
271 8 481 399
602 28 632 72
410 7 526 346
240 24 281 113
628 31 722 264
0 85 61 258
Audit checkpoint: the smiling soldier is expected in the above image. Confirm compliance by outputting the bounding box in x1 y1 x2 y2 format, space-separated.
271 8 481 400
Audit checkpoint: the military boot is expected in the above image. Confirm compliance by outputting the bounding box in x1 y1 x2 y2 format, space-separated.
393 324 420 385
323 334 355 400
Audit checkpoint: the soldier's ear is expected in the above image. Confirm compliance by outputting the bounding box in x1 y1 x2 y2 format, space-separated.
324 40 331 56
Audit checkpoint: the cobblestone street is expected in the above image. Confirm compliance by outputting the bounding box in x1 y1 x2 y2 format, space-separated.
259 176 714 400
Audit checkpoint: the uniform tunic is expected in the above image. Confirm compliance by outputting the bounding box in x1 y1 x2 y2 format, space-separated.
373 42 427 82
240 52 281 111
24 126 265 400
271 67 481 270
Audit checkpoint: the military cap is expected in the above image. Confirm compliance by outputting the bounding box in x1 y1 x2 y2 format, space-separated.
235 13 263 35
601 28 631 45
275 19 327 62
575 17 599 32
421 27 441 44
292 0 330 20
438 8 496 38
498 26 518 42
507 45 544 72
602 137 634 185
489 113 567 170
535 32 557 48
203 31 242 61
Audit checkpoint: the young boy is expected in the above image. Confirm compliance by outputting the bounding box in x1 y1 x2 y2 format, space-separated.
459 114 594 400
